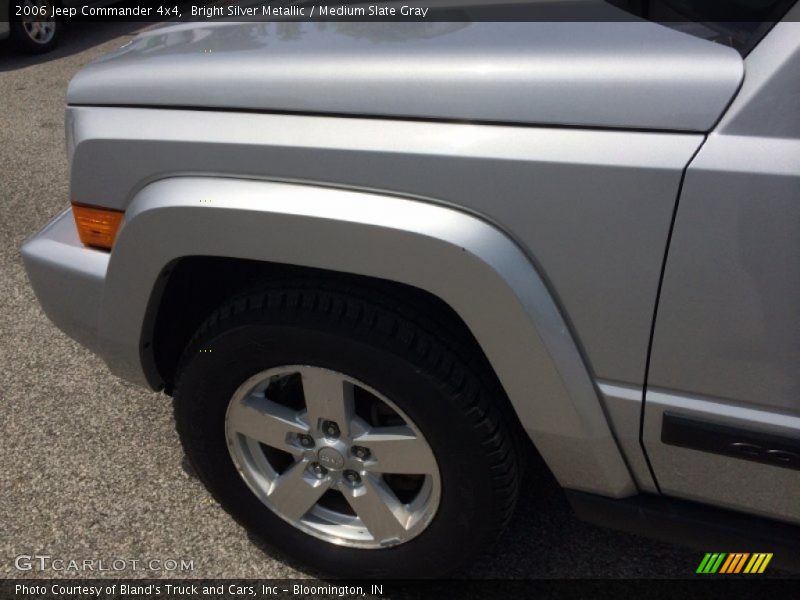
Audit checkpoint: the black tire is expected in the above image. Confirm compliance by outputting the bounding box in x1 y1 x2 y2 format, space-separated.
10 10 59 54
173 279 521 578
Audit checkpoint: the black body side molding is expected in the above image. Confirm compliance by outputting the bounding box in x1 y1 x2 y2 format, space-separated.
661 412 800 471
566 491 800 571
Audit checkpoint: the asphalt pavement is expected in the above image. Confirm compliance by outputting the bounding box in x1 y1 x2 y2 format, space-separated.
0 22 736 581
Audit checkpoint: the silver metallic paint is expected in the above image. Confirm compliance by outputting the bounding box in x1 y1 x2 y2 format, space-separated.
645 14 800 523
649 135 800 411
96 176 636 497
644 388 800 524
67 106 703 387
649 19 800 414
21 208 108 356
66 21 743 132
596 381 657 493
29 16 800 509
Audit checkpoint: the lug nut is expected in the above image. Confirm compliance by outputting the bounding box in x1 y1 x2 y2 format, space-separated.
322 421 340 439
343 470 361 484
298 434 315 448
351 446 370 460
310 462 328 478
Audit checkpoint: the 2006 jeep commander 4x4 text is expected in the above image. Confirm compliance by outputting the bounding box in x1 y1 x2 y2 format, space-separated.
21 4 800 577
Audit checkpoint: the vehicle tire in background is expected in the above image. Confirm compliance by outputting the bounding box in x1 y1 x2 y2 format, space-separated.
173 280 522 577
10 1 59 54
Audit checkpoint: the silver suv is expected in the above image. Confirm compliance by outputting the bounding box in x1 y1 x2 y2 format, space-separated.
21 4 800 578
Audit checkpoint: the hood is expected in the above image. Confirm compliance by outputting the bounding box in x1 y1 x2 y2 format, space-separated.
67 20 743 132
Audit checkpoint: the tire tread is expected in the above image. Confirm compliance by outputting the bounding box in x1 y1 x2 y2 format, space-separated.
174 277 522 574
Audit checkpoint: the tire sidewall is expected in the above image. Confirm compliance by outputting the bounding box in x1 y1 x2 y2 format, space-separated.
10 12 59 54
176 320 502 577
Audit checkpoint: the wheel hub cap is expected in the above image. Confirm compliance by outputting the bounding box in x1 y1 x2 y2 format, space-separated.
317 446 345 470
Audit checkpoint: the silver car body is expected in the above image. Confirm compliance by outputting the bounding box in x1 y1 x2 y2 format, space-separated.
22 10 800 526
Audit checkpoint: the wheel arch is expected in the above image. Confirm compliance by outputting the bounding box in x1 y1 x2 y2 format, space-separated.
102 176 635 497
147 257 490 391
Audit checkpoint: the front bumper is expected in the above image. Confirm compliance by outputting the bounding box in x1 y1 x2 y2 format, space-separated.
21 207 109 356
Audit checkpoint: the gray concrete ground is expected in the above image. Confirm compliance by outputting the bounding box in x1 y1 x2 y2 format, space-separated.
0 23 728 580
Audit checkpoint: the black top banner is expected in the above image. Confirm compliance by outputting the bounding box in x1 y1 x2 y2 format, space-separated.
9 0 800 23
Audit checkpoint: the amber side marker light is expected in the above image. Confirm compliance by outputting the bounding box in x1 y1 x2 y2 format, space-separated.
71 203 124 250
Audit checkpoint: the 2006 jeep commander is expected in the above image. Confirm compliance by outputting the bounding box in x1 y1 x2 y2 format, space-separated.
21 3 800 578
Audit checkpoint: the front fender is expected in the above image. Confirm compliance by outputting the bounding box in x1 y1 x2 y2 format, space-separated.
102 177 635 497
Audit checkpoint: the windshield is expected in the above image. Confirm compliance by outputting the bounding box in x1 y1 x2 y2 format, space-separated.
607 0 797 54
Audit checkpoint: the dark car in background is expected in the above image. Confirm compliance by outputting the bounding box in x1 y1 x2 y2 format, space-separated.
1 0 116 52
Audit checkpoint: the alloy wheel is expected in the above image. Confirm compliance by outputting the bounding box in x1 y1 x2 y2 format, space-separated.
20 1 56 45
224 365 441 549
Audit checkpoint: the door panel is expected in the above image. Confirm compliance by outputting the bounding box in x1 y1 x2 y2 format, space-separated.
644 15 800 523
649 134 800 411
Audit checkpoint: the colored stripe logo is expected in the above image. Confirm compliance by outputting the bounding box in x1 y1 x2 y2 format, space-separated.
697 553 773 574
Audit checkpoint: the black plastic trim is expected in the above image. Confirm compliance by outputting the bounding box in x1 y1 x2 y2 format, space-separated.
662 413 800 472
567 490 800 571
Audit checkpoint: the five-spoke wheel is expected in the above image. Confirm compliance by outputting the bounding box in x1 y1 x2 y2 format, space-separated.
11 0 59 54
225 366 441 548
174 280 520 577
